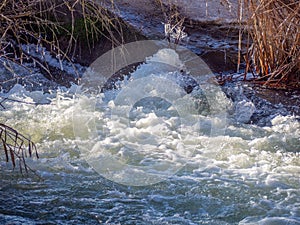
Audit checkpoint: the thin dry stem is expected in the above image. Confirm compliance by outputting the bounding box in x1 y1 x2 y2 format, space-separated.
244 0 300 88
0 0 121 80
0 123 38 173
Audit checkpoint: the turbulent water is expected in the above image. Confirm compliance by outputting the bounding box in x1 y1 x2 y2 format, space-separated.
0 47 299 225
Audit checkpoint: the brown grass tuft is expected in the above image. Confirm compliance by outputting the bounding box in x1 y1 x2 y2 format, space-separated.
244 0 300 89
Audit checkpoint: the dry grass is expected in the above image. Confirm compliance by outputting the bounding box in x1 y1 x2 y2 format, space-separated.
243 0 300 89
0 0 121 79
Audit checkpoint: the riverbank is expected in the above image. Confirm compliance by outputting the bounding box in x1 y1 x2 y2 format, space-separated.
103 0 242 72
1 0 299 114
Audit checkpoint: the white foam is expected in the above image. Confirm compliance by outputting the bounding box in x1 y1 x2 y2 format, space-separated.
1 47 299 220
239 216 300 225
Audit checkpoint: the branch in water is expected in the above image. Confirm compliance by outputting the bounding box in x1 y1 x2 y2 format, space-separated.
0 123 38 173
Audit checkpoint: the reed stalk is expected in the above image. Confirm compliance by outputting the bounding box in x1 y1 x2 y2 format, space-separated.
243 0 300 89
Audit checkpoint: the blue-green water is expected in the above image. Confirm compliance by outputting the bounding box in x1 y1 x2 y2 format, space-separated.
0 47 299 225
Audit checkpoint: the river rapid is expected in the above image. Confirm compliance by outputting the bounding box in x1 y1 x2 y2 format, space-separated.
0 43 299 225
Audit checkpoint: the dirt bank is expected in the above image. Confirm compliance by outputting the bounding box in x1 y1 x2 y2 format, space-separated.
101 0 243 73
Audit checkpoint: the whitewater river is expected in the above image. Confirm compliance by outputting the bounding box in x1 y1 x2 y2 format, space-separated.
0 42 299 225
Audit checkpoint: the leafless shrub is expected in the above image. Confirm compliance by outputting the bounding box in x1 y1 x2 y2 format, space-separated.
0 123 38 173
0 0 121 80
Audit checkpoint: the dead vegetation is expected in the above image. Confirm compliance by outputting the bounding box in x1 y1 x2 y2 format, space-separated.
243 0 300 89
0 0 122 81
0 123 38 173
